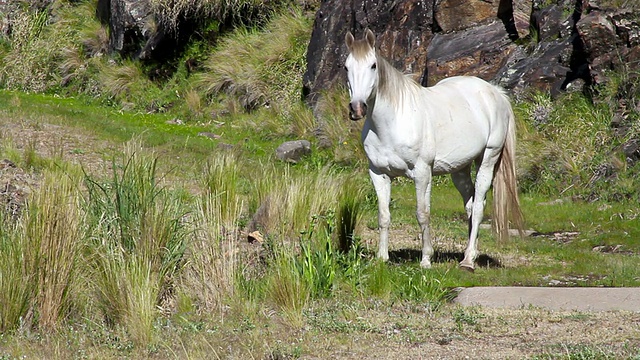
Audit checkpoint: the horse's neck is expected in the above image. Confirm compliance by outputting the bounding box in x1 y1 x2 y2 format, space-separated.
374 58 421 116
368 65 431 143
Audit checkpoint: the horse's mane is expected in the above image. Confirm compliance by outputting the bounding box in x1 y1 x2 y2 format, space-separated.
376 55 421 107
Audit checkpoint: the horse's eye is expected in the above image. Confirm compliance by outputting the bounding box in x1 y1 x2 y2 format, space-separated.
344 66 348 72
371 63 377 70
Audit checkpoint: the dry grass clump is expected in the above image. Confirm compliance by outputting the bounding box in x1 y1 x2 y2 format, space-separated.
180 153 244 317
250 166 346 238
0 170 84 332
149 0 277 31
196 10 311 114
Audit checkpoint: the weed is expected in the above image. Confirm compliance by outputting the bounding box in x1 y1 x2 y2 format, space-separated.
452 306 485 332
393 267 453 310
297 213 338 298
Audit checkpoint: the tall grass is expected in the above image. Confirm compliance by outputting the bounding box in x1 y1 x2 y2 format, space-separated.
149 0 282 31
99 60 165 111
84 142 188 345
0 213 32 333
0 1 102 93
516 91 616 197
0 170 84 332
181 153 244 317
0 8 53 92
249 166 354 239
265 247 310 325
26 171 84 331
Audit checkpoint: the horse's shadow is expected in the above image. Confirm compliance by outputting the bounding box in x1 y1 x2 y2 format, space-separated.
388 248 502 268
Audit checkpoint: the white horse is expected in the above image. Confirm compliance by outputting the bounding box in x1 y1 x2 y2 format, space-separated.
344 29 524 271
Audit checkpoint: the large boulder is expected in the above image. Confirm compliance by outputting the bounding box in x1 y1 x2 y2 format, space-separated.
495 37 575 96
426 21 517 85
303 0 640 106
577 8 640 84
512 0 534 38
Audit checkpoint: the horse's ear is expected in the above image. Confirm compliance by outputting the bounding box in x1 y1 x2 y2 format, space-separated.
365 29 375 48
345 31 354 50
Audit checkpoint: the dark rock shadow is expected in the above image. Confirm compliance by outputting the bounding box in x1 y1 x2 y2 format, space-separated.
389 248 502 268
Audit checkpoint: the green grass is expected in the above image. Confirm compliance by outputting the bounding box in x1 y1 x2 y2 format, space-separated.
0 93 639 360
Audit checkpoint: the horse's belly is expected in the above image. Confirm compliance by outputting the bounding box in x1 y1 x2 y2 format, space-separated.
432 156 476 175
432 122 489 174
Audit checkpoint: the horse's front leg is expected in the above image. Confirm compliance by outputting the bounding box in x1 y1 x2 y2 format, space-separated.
414 168 434 268
369 168 392 261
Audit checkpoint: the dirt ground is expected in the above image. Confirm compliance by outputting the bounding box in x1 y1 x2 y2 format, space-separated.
319 307 640 359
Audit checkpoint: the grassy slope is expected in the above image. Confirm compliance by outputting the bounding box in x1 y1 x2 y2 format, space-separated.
1 90 640 359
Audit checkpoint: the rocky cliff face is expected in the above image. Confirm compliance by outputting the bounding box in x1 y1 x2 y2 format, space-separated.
1 0 638 102
303 0 640 105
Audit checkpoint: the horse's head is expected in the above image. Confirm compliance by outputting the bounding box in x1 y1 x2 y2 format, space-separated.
345 29 377 121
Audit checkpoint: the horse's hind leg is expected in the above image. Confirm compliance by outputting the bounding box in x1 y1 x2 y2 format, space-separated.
369 168 392 262
460 149 501 271
451 165 474 221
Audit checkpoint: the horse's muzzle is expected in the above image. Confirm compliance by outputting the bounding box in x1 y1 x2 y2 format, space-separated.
349 101 367 121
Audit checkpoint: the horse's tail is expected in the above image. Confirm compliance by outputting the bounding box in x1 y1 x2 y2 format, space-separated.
492 103 524 241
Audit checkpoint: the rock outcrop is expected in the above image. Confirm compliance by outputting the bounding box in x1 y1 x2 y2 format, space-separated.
96 0 180 61
302 0 640 105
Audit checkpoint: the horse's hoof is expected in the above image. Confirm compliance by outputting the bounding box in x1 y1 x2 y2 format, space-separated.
420 260 432 269
459 263 475 273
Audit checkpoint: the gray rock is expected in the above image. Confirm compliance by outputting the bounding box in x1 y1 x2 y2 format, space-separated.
495 38 573 96
97 0 155 56
275 140 311 163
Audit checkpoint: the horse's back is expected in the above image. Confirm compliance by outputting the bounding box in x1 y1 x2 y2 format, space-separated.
426 76 512 174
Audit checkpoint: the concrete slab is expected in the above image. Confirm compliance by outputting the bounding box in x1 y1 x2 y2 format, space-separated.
454 287 640 312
